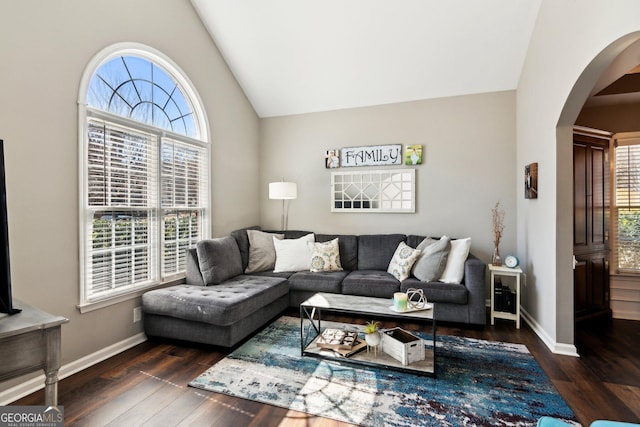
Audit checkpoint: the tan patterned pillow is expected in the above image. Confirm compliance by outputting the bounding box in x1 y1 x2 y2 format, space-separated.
387 241 422 281
309 238 343 272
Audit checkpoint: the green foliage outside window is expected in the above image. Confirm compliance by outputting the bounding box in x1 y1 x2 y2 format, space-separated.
618 209 640 270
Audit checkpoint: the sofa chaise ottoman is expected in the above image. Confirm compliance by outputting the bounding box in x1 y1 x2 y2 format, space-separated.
142 236 289 348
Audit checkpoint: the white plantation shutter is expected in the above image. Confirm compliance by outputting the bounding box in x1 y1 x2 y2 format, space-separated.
613 135 640 273
85 119 158 298
161 139 207 276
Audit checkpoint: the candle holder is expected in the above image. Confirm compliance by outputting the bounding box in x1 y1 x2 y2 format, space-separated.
393 292 408 311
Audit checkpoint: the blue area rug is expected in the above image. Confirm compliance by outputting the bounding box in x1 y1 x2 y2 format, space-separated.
189 316 577 426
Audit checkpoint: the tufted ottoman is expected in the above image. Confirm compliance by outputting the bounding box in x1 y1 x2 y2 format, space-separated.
142 274 289 348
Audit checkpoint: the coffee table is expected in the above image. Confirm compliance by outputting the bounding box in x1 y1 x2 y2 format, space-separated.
300 292 437 377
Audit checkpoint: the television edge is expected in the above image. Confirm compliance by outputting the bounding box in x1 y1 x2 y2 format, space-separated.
0 139 21 315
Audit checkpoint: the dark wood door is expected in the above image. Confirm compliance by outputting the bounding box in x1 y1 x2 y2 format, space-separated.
573 133 612 324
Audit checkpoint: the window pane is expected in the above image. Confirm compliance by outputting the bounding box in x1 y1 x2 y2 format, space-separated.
88 209 154 297
88 56 198 138
615 145 640 207
617 208 640 270
161 139 206 208
116 81 140 108
87 119 157 208
90 252 112 293
615 142 640 273
162 210 201 276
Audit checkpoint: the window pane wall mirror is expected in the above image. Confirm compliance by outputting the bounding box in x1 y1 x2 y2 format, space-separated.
331 169 415 213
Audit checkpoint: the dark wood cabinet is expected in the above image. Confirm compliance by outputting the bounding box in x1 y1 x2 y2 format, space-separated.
573 132 612 324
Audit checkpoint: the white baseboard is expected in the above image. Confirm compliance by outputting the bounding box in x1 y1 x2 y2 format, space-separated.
487 299 579 356
521 308 579 357
0 332 147 405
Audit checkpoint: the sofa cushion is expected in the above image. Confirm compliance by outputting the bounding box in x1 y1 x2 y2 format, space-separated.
406 234 427 249
186 248 205 286
264 230 314 239
288 270 349 293
342 270 401 298
401 278 468 304
245 270 294 279
316 234 358 271
231 226 261 271
309 238 343 272
412 236 451 282
273 233 315 272
245 229 284 273
196 236 243 285
387 242 422 281
142 275 289 326
440 237 471 284
357 234 406 271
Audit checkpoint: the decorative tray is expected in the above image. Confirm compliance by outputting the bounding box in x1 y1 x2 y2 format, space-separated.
388 303 433 313
316 328 359 350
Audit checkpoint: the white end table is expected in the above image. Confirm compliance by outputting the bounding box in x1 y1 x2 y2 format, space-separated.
489 264 523 329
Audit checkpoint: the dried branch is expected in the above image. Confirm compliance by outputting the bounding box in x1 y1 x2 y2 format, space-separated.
492 201 505 247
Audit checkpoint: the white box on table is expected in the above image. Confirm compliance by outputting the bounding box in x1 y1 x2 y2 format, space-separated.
381 327 425 365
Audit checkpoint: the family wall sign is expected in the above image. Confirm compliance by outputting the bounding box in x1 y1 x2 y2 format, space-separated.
325 144 423 168
341 144 402 167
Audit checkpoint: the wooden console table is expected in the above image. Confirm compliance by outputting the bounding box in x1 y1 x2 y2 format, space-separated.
0 300 68 405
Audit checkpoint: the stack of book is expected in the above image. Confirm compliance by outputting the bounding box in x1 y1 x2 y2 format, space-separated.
316 328 366 357
494 282 517 314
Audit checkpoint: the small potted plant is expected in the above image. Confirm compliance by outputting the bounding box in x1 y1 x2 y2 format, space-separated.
364 320 381 348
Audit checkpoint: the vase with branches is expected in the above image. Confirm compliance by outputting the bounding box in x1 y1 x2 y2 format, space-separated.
492 201 505 266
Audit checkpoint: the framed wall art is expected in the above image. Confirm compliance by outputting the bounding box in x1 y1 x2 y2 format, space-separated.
325 149 340 168
405 144 423 165
525 162 538 199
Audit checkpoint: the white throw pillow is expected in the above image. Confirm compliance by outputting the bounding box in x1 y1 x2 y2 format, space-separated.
273 233 315 272
387 241 422 281
309 238 343 272
439 237 471 284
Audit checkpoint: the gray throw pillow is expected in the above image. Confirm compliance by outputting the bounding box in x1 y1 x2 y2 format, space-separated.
196 236 243 285
245 230 284 273
412 236 451 282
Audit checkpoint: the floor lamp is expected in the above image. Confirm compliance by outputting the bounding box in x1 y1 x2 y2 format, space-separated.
269 181 297 230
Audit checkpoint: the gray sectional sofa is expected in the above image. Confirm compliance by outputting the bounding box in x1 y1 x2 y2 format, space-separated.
142 227 486 348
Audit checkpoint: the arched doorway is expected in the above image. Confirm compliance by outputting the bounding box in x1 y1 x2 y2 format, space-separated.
557 32 640 352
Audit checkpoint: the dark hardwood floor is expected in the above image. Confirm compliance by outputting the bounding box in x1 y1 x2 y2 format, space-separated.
12 311 640 426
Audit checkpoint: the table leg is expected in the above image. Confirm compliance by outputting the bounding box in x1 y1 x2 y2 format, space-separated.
432 317 437 378
300 306 321 355
43 326 62 406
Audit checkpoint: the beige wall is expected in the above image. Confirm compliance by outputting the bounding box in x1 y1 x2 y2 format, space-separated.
259 91 517 265
0 0 259 393
517 0 640 353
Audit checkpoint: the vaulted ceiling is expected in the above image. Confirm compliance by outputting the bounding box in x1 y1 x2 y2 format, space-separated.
191 1 542 118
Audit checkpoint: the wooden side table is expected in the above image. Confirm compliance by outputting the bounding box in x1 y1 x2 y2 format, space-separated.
489 264 523 329
0 300 68 405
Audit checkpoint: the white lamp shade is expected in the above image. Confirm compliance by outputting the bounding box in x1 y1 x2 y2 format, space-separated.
269 182 297 199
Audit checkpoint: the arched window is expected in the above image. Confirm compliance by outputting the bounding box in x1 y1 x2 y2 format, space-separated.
79 44 209 310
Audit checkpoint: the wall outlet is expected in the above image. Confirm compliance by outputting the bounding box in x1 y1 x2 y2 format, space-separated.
133 306 142 323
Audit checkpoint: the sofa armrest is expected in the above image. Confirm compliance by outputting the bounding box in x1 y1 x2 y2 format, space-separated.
463 254 487 325
186 248 205 286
